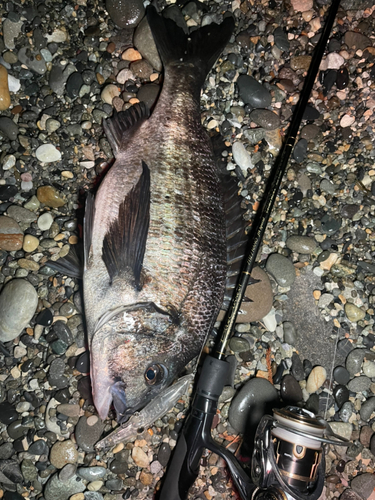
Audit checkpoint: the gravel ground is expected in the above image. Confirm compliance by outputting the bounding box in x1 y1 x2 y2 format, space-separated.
0 0 375 499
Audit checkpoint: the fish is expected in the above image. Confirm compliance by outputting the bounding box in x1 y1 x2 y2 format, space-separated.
82 6 236 423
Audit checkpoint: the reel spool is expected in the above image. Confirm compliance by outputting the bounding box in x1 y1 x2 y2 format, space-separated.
251 406 349 500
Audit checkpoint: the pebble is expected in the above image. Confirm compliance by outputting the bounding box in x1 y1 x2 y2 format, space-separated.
0 216 23 251
286 235 317 254
50 440 78 469
134 16 162 72
44 473 85 500
359 397 375 422
232 142 253 171
333 385 350 408
237 75 272 108
36 144 62 163
283 321 297 345
249 109 280 130
101 84 120 105
0 402 18 424
344 303 366 322
291 0 313 11
37 212 54 231
266 253 295 287
363 360 375 378
350 473 375 500
344 32 372 51
228 378 278 433
347 376 371 393
28 440 49 456
280 374 303 404
333 366 350 385
328 422 352 441
0 279 38 342
0 64 11 111
346 349 366 376
306 366 326 394
0 117 19 140
37 186 66 208
132 446 150 468
75 416 104 452
77 467 106 481
106 0 145 28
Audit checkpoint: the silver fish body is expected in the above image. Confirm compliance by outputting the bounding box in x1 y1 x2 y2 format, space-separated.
84 7 235 422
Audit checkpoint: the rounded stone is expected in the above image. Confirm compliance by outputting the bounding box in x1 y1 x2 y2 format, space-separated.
132 446 150 468
286 235 317 254
37 186 66 208
23 234 39 252
0 216 23 251
75 416 104 452
44 473 85 500
306 366 326 394
50 440 78 469
77 466 106 481
346 349 366 377
283 321 297 345
333 365 350 385
0 279 38 342
37 212 54 231
249 109 280 130
363 360 375 378
101 84 120 105
106 0 145 28
347 376 371 393
232 142 253 171
266 253 296 287
360 397 375 421
35 144 61 163
0 402 18 424
237 75 272 108
0 64 11 111
228 378 279 433
344 303 366 322
280 374 303 404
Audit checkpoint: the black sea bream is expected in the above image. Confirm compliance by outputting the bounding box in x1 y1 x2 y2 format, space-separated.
83 7 235 422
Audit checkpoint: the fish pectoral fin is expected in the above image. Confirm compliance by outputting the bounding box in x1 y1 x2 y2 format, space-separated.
103 103 150 156
102 161 150 287
84 192 95 271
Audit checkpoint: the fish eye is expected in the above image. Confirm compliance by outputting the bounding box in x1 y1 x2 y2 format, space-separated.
144 364 165 385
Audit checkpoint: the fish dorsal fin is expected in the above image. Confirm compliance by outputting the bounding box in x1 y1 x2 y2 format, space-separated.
102 161 150 287
103 103 150 155
84 192 95 271
221 173 249 310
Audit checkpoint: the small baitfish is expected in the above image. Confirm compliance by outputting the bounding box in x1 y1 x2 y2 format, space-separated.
83 6 236 423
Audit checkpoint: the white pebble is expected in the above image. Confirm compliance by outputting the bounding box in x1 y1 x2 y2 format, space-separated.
37 212 54 231
36 144 61 163
21 181 33 192
117 69 134 85
326 52 344 70
14 345 27 358
29 379 40 390
2 154 16 171
340 114 355 128
101 84 120 105
262 308 277 332
80 161 95 169
8 75 21 92
45 29 69 43
306 366 326 394
232 142 253 171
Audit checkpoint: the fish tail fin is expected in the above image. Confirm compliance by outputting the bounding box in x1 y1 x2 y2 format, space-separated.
146 6 235 88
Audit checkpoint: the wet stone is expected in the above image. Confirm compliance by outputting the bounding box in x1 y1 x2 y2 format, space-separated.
36 308 53 326
48 358 68 389
158 443 171 467
37 186 65 208
339 401 353 422
0 216 23 251
345 303 365 322
7 420 28 440
0 117 19 141
77 467 106 481
280 374 302 404
109 459 128 475
229 337 250 353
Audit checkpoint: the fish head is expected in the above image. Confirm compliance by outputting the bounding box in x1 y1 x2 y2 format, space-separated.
90 303 187 423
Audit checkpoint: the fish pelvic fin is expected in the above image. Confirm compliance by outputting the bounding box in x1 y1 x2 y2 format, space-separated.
103 102 150 156
146 6 235 89
102 161 150 287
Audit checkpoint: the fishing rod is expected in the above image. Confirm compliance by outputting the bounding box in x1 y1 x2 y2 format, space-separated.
159 1 344 499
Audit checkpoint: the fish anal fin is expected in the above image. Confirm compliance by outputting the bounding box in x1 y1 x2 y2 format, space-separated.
103 103 150 155
102 161 150 287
